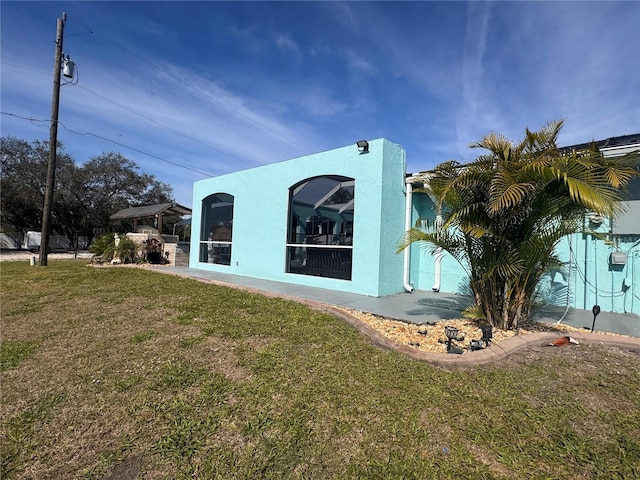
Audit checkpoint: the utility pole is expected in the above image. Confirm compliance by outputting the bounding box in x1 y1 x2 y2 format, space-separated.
40 13 66 266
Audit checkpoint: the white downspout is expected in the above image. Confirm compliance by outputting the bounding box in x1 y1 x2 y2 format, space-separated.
556 235 573 324
403 179 414 292
432 214 443 292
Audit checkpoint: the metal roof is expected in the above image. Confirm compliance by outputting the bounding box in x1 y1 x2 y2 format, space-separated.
110 202 192 220
559 133 640 153
406 133 640 182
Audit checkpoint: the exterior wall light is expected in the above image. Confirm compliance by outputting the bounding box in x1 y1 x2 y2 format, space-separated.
356 140 369 153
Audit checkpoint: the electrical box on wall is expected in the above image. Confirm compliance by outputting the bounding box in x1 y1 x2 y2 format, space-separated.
610 251 627 265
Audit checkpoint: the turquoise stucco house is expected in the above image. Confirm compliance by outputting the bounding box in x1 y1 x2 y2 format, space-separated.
191 139 408 297
190 136 640 315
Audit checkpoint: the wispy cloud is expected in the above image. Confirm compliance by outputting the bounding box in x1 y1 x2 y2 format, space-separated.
2 1 637 207
337 2 360 39
274 33 300 54
456 1 494 152
461 2 491 116
343 49 376 75
1 48 322 191
309 41 331 57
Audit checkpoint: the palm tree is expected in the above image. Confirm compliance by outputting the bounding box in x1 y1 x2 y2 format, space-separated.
399 121 638 330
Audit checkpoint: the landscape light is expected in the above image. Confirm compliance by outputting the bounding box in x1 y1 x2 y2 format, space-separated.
444 326 465 354
481 324 493 346
590 304 601 332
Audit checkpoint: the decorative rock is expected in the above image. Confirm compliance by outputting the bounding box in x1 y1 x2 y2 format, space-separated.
336 307 590 354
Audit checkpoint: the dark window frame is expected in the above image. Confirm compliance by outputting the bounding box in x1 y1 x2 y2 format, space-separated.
200 193 234 265
286 175 354 280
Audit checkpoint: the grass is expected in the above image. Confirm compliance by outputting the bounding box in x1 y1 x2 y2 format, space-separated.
1 260 639 479
0 340 35 371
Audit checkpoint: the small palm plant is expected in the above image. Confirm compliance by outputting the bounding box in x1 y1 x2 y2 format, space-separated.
399 121 639 330
89 233 139 264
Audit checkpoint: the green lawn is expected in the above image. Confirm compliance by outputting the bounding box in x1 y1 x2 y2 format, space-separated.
1 261 639 479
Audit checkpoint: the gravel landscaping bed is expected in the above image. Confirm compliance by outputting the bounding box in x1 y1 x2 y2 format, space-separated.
339 308 594 354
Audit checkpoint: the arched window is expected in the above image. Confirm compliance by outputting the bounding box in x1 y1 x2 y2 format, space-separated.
286 175 354 280
200 193 233 265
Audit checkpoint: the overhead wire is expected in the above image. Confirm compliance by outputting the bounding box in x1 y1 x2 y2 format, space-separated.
0 111 50 128
74 84 255 167
1 60 255 168
1 61 50 76
1 111 214 177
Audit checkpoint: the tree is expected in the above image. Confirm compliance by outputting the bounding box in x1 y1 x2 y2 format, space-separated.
1 138 176 245
52 163 91 248
399 121 639 330
0 136 75 235
88 232 139 263
79 152 173 234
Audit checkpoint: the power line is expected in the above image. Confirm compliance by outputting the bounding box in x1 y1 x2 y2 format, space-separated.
62 125 214 177
0 61 50 76
74 84 255 168
60 16 304 148
0 111 50 128
1 111 214 177
1 60 256 168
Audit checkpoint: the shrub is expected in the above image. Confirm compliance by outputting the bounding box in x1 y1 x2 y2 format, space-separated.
88 233 139 263
143 238 166 264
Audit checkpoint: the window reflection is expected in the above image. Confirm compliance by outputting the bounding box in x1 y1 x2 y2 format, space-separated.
200 193 233 265
286 176 354 280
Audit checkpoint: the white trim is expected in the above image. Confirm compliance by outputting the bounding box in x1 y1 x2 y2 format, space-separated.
432 215 443 292
403 179 414 292
286 243 352 249
601 143 640 157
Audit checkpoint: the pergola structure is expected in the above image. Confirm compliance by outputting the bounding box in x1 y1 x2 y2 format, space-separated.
109 202 192 233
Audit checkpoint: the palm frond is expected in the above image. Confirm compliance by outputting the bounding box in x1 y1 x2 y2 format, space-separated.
462 304 486 321
470 132 513 159
488 171 534 212
405 120 638 330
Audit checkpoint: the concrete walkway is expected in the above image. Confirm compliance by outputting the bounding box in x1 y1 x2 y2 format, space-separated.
161 266 640 338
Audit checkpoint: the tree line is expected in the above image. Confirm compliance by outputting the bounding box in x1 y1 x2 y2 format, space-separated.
1 136 178 248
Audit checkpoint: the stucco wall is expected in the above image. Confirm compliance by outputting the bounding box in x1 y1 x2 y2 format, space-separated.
408 195 640 315
191 139 638 314
551 224 640 315
372 140 408 295
190 139 407 297
408 193 469 295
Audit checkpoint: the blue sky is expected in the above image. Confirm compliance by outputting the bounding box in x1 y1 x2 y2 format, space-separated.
2 1 639 208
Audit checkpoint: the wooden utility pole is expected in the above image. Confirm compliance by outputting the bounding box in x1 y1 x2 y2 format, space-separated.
40 13 66 266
